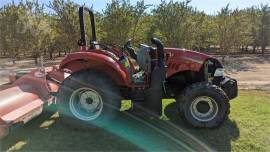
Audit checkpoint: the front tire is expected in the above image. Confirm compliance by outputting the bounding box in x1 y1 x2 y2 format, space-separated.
177 82 229 128
57 70 121 129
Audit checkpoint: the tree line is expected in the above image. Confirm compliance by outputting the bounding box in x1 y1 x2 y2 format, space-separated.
0 0 269 64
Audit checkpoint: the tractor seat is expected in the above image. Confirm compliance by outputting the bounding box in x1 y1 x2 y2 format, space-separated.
120 44 152 85
137 44 152 74
119 56 145 84
132 44 152 85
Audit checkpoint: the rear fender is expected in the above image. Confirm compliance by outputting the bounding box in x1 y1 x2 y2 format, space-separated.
60 52 131 86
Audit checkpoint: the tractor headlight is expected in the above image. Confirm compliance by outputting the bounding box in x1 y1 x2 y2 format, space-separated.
214 68 225 77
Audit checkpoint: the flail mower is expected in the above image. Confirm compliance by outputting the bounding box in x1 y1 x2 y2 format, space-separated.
0 6 237 139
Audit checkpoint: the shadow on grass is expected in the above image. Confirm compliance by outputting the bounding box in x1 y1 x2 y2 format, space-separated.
1 104 207 151
1 102 237 151
164 102 240 151
1 106 142 151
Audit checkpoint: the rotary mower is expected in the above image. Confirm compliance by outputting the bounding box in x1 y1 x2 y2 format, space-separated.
0 7 237 139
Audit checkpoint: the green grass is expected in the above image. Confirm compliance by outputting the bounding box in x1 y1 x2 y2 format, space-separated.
1 90 270 151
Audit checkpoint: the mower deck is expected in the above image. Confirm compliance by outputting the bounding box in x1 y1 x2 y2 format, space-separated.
0 67 63 139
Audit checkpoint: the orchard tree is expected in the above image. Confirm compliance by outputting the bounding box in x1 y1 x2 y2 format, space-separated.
153 0 193 48
49 0 80 54
0 0 269 59
130 0 150 44
215 5 237 53
0 2 26 64
101 0 133 45
245 7 260 53
24 1 50 64
258 4 270 54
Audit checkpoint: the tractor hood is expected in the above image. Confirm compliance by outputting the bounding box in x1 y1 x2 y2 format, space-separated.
165 48 211 64
164 48 212 77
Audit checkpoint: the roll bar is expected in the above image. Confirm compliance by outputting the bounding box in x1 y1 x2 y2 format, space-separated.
78 6 97 47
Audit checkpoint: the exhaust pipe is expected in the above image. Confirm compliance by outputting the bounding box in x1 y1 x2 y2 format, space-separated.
151 38 165 67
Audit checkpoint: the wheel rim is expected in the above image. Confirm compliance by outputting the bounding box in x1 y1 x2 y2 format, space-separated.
69 88 103 121
190 96 218 122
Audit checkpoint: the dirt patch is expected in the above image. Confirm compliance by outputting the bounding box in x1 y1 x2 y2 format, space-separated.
0 57 62 85
220 55 270 90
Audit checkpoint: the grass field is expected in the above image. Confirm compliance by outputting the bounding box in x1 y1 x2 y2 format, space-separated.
1 90 270 151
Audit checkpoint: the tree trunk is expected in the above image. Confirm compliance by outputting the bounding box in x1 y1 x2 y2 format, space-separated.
262 46 265 55
49 52 53 60
245 46 248 52
252 46 256 53
222 55 226 63
34 57 38 65
58 51 61 57
12 57 16 65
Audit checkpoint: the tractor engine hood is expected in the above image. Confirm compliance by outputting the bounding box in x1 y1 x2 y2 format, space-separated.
165 48 211 64
164 48 214 77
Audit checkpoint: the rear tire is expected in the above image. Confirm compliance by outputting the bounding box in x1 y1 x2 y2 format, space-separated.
177 82 229 128
57 70 121 129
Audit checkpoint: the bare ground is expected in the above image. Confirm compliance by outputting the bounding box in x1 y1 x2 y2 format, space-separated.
0 57 62 85
0 55 270 90
221 55 270 90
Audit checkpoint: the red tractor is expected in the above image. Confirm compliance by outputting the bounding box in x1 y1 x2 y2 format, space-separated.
0 7 237 138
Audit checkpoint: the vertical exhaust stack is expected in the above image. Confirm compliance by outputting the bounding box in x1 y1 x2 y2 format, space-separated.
78 6 97 49
151 38 165 67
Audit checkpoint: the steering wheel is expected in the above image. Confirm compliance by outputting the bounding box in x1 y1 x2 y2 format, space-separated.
121 39 131 51
122 39 137 60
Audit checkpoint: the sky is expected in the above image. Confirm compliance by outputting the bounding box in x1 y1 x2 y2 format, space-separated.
0 0 269 14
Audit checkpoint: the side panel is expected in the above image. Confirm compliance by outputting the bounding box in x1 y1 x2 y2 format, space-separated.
165 48 210 77
60 52 131 86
